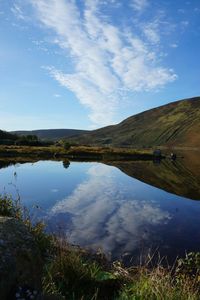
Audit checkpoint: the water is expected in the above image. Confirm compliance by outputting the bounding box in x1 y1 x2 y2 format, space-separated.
1 156 200 264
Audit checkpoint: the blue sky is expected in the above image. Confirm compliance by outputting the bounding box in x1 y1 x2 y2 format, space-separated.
0 0 200 131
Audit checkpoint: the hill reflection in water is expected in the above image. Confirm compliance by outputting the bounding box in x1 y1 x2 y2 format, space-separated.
108 151 200 200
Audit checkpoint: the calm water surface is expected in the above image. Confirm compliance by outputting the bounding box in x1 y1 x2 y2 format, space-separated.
1 158 200 264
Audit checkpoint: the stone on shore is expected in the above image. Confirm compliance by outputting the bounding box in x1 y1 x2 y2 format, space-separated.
0 216 43 299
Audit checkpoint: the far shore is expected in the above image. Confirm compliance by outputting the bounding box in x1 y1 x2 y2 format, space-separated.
0 145 160 161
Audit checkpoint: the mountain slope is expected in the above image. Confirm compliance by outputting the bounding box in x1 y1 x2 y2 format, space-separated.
12 129 89 141
72 97 200 148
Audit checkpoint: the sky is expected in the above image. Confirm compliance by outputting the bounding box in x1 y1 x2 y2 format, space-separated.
0 0 200 131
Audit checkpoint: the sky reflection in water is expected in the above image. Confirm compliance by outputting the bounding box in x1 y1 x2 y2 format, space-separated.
1 160 200 263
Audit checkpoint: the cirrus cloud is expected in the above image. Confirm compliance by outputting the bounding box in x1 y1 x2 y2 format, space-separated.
18 0 177 126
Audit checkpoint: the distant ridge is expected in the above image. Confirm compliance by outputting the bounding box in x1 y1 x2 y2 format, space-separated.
70 97 200 148
12 129 89 141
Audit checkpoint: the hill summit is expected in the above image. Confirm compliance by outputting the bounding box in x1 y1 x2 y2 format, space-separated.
12 129 89 141
72 97 200 148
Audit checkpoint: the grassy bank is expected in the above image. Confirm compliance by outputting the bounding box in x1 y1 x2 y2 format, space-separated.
0 145 156 161
1 195 200 299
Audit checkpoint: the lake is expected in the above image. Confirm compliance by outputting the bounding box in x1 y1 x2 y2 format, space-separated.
1 153 200 265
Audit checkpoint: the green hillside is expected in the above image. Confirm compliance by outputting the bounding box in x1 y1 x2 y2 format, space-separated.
72 97 200 148
12 129 89 141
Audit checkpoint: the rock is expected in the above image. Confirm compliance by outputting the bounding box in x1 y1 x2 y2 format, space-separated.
0 217 43 299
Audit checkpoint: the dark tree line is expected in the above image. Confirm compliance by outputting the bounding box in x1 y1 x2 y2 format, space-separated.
0 130 52 146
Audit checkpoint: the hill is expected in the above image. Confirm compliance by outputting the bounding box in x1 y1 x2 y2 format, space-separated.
71 97 200 148
12 129 89 141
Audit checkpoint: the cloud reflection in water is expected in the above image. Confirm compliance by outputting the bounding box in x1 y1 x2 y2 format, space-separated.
49 164 171 258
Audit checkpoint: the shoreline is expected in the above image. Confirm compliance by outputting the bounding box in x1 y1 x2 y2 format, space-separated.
0 145 160 161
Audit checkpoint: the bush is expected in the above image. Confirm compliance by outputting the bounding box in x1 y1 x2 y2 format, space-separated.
58 140 71 150
0 194 22 219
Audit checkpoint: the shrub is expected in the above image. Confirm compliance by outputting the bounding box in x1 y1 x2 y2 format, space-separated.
0 194 22 219
58 140 71 150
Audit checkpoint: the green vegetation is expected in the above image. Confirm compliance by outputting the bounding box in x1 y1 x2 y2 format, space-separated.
0 129 18 145
0 194 22 218
0 144 155 161
69 97 200 149
0 130 54 146
57 139 72 150
1 195 200 299
0 128 156 161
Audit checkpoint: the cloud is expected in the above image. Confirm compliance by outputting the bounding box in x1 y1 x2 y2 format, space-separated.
181 20 189 29
178 8 185 14
21 0 176 126
53 94 61 98
170 43 178 48
130 0 149 12
49 164 171 257
32 40 50 53
11 3 27 20
51 189 59 193
143 21 160 44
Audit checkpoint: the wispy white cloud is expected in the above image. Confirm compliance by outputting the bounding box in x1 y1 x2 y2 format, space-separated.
181 20 190 30
11 3 26 20
53 93 62 98
178 8 185 14
51 189 59 193
19 0 176 126
130 0 149 12
143 21 160 44
32 40 50 53
170 43 178 48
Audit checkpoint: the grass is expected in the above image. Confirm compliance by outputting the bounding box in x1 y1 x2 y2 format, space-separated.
1 195 200 299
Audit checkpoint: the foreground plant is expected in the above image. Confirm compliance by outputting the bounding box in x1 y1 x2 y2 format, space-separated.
117 266 200 300
0 194 22 219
